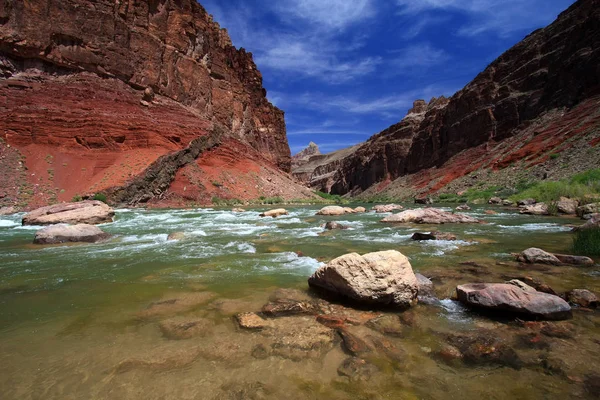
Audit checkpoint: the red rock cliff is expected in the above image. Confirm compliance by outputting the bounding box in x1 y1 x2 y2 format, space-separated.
0 0 299 207
330 0 600 195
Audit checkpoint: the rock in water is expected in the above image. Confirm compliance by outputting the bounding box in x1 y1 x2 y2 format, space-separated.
33 224 110 244
415 273 439 305
324 221 348 230
516 248 561 265
316 206 347 216
259 209 288 218
456 283 572 320
23 200 114 225
308 250 418 308
411 231 457 241
167 232 186 241
566 289 598 308
456 204 471 211
372 204 404 213
381 208 480 224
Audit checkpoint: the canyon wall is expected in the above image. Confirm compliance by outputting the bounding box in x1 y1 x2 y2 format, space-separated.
328 0 600 195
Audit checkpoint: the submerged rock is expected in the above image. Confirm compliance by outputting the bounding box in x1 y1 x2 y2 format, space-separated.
456 283 572 320
519 202 549 215
337 328 371 356
444 332 523 369
33 224 110 244
381 208 480 224
337 357 378 381
263 316 335 361
137 292 216 319
366 315 406 337
261 298 319 317
566 289 598 308
236 312 269 330
372 204 404 213
259 208 288 218
167 232 185 241
308 250 418 308
158 317 212 339
232 208 246 213
23 200 114 225
411 231 457 241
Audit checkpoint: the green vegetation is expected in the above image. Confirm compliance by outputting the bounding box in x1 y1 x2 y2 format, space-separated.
72 194 82 202
314 191 348 204
212 181 223 188
258 196 284 205
549 153 559 160
93 193 107 203
572 228 600 256
509 168 600 204
211 196 243 206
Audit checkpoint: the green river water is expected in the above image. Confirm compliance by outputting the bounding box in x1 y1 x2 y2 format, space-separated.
0 205 598 399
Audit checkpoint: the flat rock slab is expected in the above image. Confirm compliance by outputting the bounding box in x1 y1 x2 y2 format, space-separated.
308 250 418 308
381 208 480 224
158 317 212 339
33 224 110 244
372 204 403 213
137 292 216 319
456 283 572 320
23 200 114 225
259 208 288 218
316 206 349 216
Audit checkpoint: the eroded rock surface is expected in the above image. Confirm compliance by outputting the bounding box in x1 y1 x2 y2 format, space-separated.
381 208 480 224
23 201 114 225
456 283 572 320
308 250 418 308
33 223 110 244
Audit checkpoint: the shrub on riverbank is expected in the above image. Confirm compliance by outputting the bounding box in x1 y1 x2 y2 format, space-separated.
572 228 600 256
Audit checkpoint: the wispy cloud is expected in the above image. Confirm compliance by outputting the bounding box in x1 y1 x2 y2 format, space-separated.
201 0 379 83
275 0 376 31
395 0 573 38
388 44 449 74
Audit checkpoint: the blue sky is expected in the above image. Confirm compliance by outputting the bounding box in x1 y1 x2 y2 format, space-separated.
200 0 576 155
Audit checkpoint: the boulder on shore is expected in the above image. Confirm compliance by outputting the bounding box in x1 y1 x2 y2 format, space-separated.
33 224 110 244
372 204 404 213
308 250 418 308
557 197 578 215
259 208 288 218
577 202 600 218
381 208 480 224
456 283 572 320
415 197 433 205
573 213 600 231
23 200 114 225
0 206 17 215
411 231 457 241
517 198 536 206
519 202 549 215
488 197 502 204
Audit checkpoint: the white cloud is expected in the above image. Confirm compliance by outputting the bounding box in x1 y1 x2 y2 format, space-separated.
275 0 375 31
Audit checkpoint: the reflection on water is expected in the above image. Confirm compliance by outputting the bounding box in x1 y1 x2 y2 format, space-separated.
0 205 598 399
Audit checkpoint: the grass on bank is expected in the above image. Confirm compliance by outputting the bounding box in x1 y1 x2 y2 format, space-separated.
434 168 600 205
572 228 600 256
